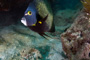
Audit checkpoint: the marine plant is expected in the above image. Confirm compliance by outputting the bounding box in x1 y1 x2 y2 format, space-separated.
81 0 90 13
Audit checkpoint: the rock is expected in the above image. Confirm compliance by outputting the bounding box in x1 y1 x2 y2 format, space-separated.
0 24 64 60
20 48 42 60
54 9 79 26
81 0 90 13
53 9 81 37
61 9 90 60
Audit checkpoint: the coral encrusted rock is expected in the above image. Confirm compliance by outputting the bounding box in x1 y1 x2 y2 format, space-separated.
61 9 90 60
61 0 90 60
20 48 42 60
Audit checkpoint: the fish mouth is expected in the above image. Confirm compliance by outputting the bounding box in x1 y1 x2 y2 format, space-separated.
21 15 48 26
21 17 27 26
25 13 28 16
21 17 36 26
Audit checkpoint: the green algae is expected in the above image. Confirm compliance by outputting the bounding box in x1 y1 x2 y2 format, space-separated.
81 0 90 13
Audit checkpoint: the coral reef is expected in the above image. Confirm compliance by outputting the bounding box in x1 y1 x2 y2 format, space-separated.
53 0 82 34
0 0 82 60
61 9 90 60
0 24 65 60
53 9 81 38
81 0 90 13
61 0 90 60
20 48 42 60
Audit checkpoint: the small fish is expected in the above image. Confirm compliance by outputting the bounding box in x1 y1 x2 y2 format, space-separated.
21 0 55 37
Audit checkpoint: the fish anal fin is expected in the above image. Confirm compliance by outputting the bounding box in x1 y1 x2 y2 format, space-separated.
39 33 50 39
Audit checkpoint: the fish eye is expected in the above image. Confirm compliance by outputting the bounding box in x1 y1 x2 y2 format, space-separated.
28 11 32 15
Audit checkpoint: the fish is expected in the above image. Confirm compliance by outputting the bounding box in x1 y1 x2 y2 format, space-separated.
21 0 55 37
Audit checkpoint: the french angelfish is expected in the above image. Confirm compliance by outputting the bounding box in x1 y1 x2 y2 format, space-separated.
21 0 55 37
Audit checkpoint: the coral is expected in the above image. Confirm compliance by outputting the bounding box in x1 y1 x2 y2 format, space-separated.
20 48 42 60
61 9 90 60
81 0 90 13
0 25 64 60
77 43 90 59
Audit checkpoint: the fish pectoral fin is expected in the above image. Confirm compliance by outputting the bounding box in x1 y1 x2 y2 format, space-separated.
38 33 47 38
39 33 52 39
36 14 48 22
41 14 48 22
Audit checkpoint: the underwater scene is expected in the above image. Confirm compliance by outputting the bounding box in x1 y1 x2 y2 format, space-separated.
0 0 89 60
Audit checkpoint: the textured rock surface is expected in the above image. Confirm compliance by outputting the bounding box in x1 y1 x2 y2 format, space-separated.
81 0 90 13
20 48 42 60
0 24 67 60
53 9 81 37
61 0 90 60
61 10 90 60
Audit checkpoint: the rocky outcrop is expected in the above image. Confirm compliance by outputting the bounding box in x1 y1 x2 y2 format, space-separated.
0 25 64 60
61 0 90 60
61 10 90 60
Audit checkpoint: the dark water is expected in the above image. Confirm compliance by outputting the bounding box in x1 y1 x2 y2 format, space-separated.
0 0 82 26
50 0 82 12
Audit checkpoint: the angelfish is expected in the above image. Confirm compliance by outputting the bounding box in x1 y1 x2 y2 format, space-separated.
21 0 55 37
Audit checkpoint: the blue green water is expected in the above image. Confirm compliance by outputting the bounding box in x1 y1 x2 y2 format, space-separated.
55 0 81 9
